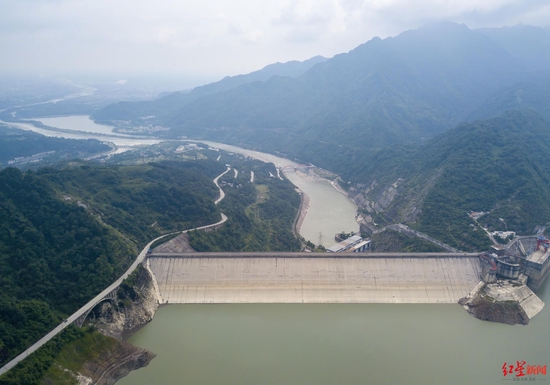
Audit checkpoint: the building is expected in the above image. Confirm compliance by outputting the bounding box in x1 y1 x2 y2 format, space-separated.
327 235 371 253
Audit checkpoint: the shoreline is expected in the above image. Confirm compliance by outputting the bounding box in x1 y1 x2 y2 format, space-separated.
293 189 311 238
330 179 349 197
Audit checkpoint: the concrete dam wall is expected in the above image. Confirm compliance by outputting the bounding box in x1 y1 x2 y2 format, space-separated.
147 256 481 304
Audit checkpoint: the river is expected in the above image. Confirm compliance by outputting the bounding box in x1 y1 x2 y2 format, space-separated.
1 115 358 246
0 116 161 148
185 140 359 247
5 115 549 384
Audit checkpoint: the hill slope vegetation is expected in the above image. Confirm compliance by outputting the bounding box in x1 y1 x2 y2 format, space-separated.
349 111 550 251
93 23 550 177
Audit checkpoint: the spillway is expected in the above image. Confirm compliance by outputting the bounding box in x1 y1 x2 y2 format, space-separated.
148 256 481 304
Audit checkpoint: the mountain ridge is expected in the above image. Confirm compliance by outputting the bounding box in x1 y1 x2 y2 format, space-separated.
350 110 550 251
93 22 550 179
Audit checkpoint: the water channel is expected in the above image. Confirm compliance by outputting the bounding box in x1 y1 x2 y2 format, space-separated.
4 115 549 384
1 116 161 148
186 140 359 247
2 115 359 246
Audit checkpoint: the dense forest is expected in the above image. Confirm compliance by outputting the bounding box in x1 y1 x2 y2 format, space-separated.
189 158 301 252
0 167 135 369
0 125 110 168
0 159 230 383
351 111 550 251
40 161 224 246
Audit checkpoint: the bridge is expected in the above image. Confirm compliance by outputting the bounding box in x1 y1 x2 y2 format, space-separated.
281 164 313 172
73 287 119 327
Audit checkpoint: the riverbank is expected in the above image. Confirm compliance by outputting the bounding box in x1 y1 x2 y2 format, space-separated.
293 188 311 238
330 179 349 196
459 278 545 325
42 333 156 385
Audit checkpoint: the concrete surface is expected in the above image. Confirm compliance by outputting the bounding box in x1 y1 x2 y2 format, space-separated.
149 257 481 304
485 281 545 319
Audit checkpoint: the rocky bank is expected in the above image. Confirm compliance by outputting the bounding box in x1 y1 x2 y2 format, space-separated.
459 279 545 325
88 264 159 340
71 264 159 384
74 340 155 385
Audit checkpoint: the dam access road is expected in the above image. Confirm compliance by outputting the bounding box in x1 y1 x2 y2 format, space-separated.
0 167 231 377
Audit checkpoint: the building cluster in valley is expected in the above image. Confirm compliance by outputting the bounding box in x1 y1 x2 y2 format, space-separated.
327 234 371 253
460 234 550 324
7 150 55 165
481 235 550 292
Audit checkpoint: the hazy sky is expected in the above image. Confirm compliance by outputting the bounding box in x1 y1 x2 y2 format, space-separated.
1 0 549 81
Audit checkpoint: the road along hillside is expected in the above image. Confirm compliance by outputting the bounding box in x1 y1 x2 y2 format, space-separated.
0 168 230 377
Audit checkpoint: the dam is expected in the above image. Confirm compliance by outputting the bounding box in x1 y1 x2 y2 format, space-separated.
147 253 481 304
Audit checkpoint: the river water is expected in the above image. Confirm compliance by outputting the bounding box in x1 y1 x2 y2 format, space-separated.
1 116 358 246
187 140 359 247
5 115 549 384
0 116 161 148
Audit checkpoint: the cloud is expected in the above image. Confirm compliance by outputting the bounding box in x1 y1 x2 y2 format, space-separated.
273 0 348 43
275 0 334 26
347 0 550 31
0 0 548 77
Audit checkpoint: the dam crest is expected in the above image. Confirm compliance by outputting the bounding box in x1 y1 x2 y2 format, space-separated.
147 252 481 304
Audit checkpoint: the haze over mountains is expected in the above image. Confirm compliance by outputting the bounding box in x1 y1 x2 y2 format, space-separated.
92 21 550 245
95 22 550 170
4 13 550 384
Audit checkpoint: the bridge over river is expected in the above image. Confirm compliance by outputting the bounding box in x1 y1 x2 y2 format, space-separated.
147 252 481 304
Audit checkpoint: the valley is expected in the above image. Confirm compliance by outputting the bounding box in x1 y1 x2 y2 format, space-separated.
1 19 550 385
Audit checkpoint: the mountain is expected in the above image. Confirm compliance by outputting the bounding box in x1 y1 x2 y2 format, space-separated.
348 110 550 251
93 22 550 177
191 55 328 97
476 24 550 72
94 55 327 123
0 160 225 380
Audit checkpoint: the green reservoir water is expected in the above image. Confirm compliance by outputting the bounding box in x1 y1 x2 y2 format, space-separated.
8 114 548 384
119 280 549 385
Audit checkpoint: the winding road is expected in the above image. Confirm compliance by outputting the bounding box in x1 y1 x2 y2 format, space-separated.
0 169 230 377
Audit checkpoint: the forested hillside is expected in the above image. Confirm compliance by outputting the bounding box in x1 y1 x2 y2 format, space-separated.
189 160 301 252
40 161 224 246
350 111 550 251
0 125 110 168
0 167 135 367
92 23 550 179
0 159 225 380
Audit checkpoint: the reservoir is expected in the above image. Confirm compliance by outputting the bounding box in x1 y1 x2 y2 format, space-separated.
5 115 549 384
119 279 549 385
